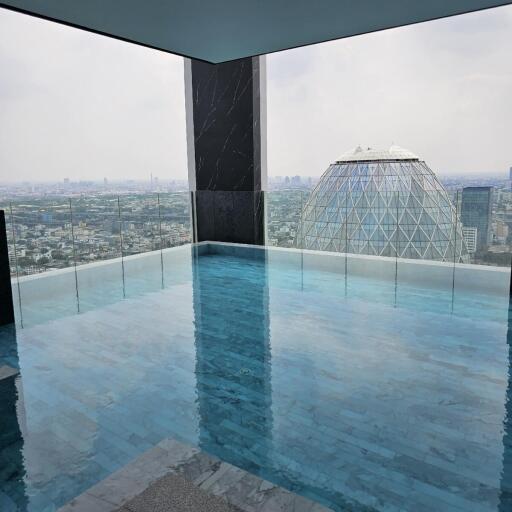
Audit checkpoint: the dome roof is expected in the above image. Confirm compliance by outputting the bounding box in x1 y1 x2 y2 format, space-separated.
337 145 419 163
297 146 469 263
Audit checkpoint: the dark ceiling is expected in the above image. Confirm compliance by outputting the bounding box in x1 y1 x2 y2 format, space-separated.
1 0 511 63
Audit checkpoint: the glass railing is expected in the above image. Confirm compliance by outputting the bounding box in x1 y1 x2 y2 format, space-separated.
1 193 193 326
1 187 509 325
264 188 511 308
265 188 511 265
265 189 309 248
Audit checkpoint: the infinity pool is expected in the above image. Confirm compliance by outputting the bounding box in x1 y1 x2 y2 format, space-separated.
1 243 511 511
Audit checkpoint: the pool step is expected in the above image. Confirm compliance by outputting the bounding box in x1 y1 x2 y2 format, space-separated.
0 364 18 382
57 438 331 512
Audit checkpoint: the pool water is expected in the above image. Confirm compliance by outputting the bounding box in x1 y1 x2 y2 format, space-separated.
1 245 511 511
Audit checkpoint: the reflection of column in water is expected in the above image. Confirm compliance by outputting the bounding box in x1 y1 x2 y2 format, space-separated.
0 324 27 511
499 304 512 511
192 250 273 472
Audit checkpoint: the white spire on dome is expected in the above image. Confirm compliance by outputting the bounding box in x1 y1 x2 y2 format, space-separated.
337 145 419 163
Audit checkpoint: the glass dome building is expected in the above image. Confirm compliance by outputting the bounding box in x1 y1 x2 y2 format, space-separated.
297 145 469 262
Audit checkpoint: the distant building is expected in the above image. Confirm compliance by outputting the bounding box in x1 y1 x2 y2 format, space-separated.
494 220 509 244
462 227 477 254
509 166 512 181
460 187 493 251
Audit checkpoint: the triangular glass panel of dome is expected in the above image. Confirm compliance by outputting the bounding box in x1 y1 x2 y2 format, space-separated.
406 193 422 210
372 208 385 223
429 226 443 241
373 174 383 190
417 210 434 227
345 210 359 224
382 175 393 189
412 227 430 242
397 226 410 240
370 227 386 242
310 217 325 231
373 193 385 209
325 240 336 252
422 196 437 209
380 244 393 257
375 176 387 191
431 245 443 259
420 223 435 237
438 210 453 226
421 246 433 260
381 211 396 227
365 177 377 192
399 209 415 226
360 224 372 240
325 224 336 238
385 191 398 206
346 192 358 207
351 178 364 192
355 192 370 209
360 210 376 225
357 241 367 253
325 209 336 222
437 239 449 253
337 180 350 194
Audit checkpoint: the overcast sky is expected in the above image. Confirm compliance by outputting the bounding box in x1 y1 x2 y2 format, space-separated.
0 5 511 183
267 4 512 178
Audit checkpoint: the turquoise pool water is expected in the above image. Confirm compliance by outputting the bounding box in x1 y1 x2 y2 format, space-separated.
0 244 511 511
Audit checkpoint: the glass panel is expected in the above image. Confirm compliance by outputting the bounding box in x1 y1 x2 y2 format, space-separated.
159 192 194 287
453 187 511 316
71 196 124 313
119 193 164 296
7 198 78 326
394 186 455 314
265 190 305 292
266 189 304 249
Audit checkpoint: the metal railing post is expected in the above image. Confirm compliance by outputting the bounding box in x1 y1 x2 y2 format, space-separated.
117 196 126 298
68 198 80 313
157 193 164 289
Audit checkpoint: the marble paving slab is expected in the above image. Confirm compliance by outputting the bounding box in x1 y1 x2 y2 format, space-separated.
57 438 332 512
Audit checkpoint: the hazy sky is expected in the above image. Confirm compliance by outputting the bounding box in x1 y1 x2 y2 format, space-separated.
0 5 511 182
267 5 512 177
0 9 187 183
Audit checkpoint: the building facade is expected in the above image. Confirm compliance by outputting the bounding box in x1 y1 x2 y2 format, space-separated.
461 186 493 252
297 145 469 262
462 226 478 254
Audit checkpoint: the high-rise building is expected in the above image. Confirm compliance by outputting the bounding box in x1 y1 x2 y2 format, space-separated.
462 226 477 254
460 186 493 251
297 145 469 262
494 220 508 244
509 166 512 181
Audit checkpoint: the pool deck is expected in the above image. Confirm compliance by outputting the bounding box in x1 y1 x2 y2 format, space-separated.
57 438 331 512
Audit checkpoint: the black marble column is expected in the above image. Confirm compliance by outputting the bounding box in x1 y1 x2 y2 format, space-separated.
185 57 266 245
0 210 15 326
